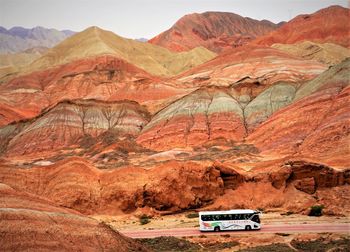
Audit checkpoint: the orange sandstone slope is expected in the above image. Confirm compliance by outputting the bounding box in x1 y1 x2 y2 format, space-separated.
253 5 350 47
247 58 350 167
0 183 147 251
149 11 278 53
138 58 349 163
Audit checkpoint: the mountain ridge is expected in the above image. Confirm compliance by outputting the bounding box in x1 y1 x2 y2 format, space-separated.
17 26 217 77
253 5 350 47
0 26 75 53
149 11 279 52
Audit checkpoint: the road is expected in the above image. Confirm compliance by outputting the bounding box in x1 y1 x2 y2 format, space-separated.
120 223 350 238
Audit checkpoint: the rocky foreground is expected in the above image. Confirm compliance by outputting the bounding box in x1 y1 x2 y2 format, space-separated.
0 183 148 251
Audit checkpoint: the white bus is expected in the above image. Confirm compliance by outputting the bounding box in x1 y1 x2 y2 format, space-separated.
199 209 261 232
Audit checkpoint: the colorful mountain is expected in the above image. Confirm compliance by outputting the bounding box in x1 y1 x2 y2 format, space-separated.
149 11 279 52
26 26 216 77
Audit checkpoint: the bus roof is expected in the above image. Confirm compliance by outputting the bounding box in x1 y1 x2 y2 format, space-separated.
199 209 257 215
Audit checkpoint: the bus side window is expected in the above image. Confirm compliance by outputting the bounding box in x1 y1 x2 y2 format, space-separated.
202 215 210 221
232 214 237 220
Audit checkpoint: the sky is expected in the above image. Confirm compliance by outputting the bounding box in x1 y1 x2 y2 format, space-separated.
0 0 348 39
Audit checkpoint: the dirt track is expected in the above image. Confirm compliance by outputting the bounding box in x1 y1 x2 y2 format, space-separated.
121 223 350 238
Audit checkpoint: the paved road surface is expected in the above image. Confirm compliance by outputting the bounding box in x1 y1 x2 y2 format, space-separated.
121 223 350 238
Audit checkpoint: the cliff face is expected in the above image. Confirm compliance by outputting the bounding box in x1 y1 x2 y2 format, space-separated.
149 11 278 53
0 158 348 216
0 158 224 214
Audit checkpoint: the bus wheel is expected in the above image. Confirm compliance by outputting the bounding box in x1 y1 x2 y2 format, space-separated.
245 225 252 231
214 226 220 232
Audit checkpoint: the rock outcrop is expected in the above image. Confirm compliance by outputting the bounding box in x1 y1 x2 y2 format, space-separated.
149 11 278 53
0 158 225 214
254 5 350 47
210 160 350 213
0 183 148 251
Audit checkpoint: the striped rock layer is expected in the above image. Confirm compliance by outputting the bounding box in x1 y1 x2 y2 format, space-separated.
0 55 186 126
176 45 327 88
3 99 150 155
138 58 350 161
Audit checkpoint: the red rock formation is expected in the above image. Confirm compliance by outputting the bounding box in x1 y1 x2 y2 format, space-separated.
294 178 316 194
137 49 328 151
0 183 148 251
253 5 350 47
149 12 278 52
0 158 225 214
210 160 350 214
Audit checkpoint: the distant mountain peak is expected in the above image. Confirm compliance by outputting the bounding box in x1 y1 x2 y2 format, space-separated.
0 26 75 53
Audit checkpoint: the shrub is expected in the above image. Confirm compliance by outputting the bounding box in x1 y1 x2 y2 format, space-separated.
309 205 324 217
139 214 151 225
186 212 199 219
